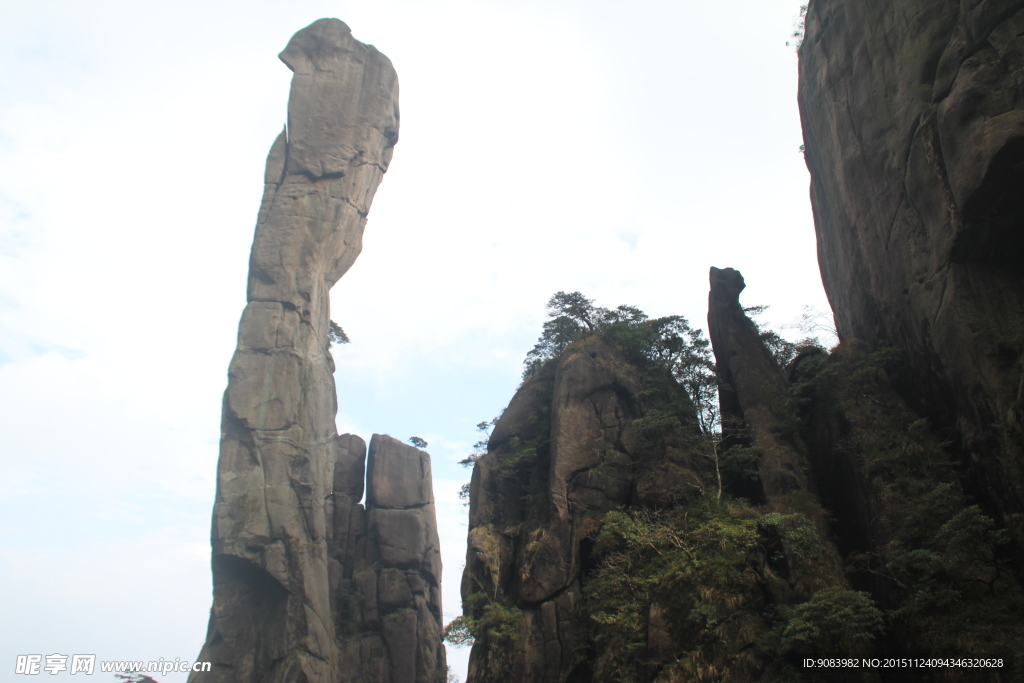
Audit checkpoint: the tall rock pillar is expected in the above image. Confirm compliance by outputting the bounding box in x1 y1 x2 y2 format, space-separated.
706 267 844 577
192 19 399 683
707 267 815 509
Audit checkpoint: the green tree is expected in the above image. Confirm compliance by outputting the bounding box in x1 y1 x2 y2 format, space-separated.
458 418 498 505
328 320 350 347
548 290 598 330
781 587 883 653
522 292 724 496
443 593 524 648
744 305 797 367
522 292 596 377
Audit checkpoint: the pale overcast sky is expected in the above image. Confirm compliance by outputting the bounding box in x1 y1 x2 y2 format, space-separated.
0 1 822 680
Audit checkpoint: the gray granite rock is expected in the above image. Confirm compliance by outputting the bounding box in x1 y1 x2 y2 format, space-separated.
332 435 446 683
707 267 812 506
191 18 447 683
367 434 435 509
462 336 702 682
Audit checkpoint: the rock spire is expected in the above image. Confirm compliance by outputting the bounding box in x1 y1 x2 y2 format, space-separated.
191 19 443 683
707 268 813 505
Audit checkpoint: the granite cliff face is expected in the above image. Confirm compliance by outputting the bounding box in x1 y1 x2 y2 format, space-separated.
192 20 444 683
460 319 859 682
798 0 1024 558
455 0 1024 676
707 267 846 575
189 4 1024 680
462 336 658 682
709 269 825 517
710 268 1024 667
461 334 732 681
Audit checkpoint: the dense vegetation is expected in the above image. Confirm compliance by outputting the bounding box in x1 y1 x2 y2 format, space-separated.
587 502 885 682
791 345 1024 664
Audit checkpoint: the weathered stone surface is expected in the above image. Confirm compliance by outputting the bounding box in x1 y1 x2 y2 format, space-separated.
380 609 417 683
707 267 813 508
191 18 442 683
462 336 702 682
370 509 433 567
706 267 845 582
798 0 1024 552
368 435 435 509
787 338 1024 657
332 435 446 683
334 433 367 500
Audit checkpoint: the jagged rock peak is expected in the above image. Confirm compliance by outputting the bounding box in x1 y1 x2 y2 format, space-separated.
278 18 400 183
707 265 844 558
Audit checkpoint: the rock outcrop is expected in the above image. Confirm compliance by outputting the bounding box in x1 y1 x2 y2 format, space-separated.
708 269 816 509
191 19 447 683
456 0 1024 676
790 339 1024 662
458 265 1024 681
798 0 1024 557
460 307 874 682
706 267 845 579
331 435 447 683
461 336 705 682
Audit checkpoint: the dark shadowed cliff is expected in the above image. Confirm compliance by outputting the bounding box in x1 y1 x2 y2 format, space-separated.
798 0 1024 567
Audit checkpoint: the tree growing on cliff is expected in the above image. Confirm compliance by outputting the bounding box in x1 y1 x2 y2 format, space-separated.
521 291 598 376
783 304 839 350
742 305 798 367
457 418 498 506
523 291 715 382
328 320 350 347
781 587 883 653
522 291 725 496
785 4 808 48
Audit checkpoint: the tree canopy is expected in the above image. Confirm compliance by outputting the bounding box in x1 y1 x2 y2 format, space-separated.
328 320 350 347
522 291 718 433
